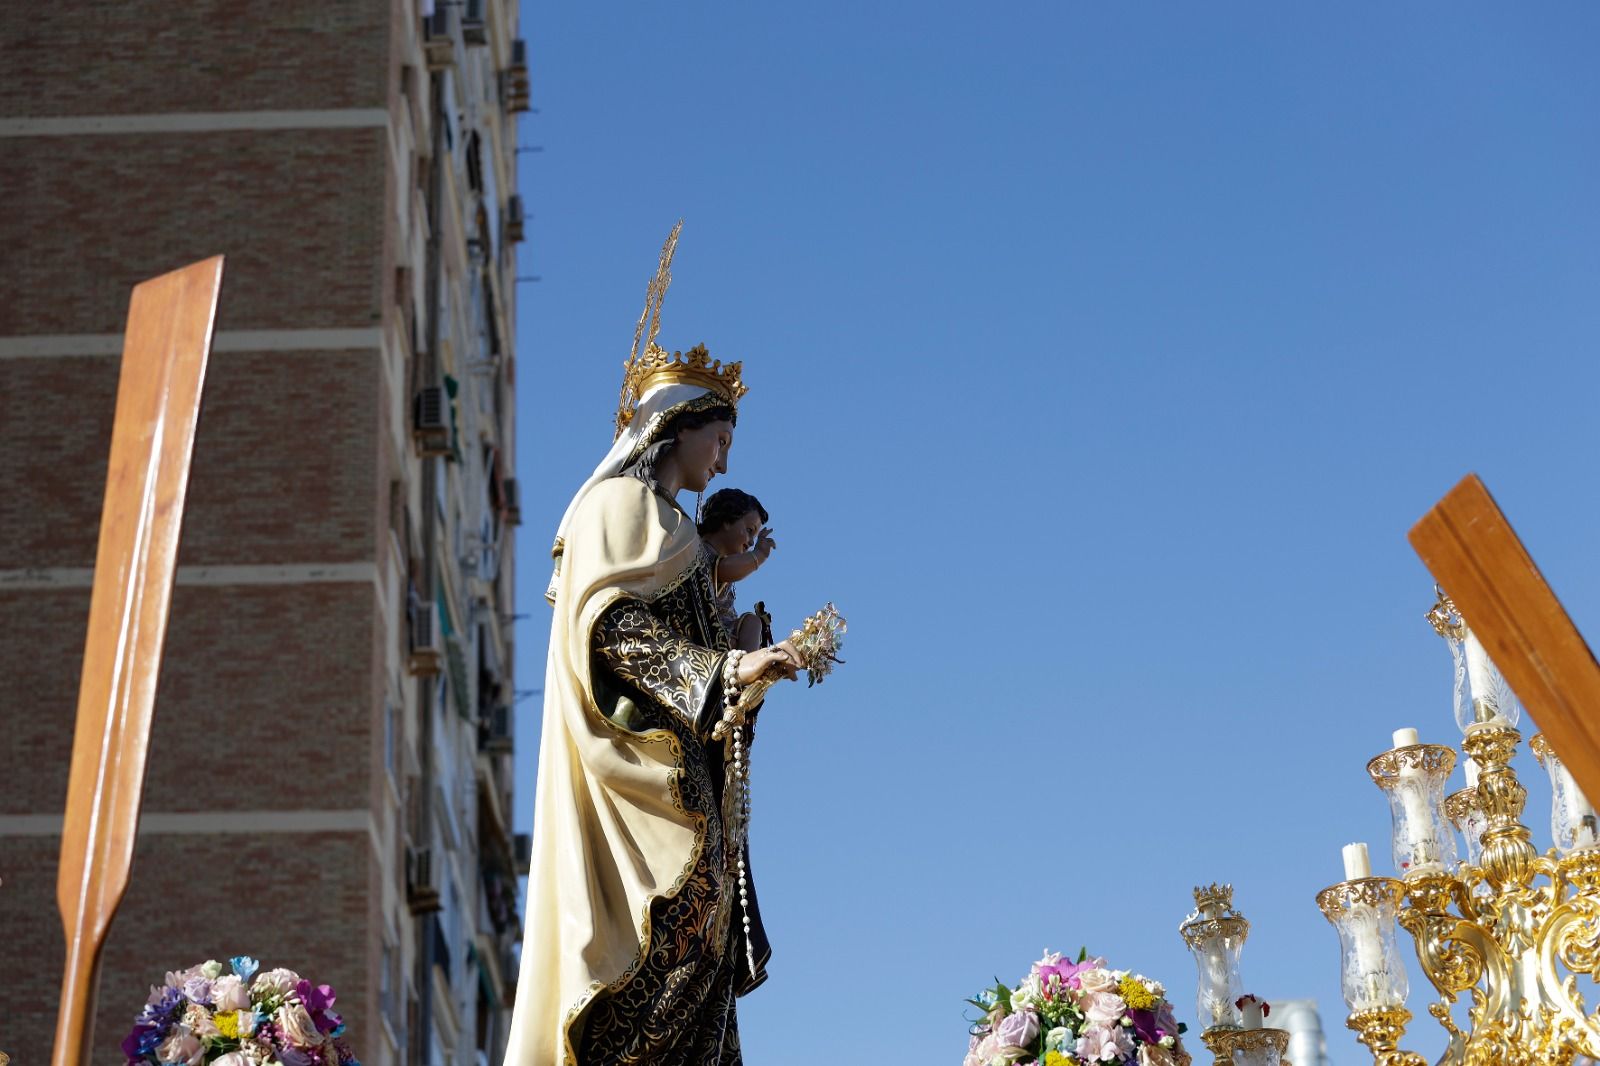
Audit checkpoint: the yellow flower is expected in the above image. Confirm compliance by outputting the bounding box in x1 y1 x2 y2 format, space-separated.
214 1010 241 1039
1044 1052 1075 1066
1118 975 1162 1011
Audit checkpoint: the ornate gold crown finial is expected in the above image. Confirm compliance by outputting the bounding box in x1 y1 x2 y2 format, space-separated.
613 222 747 439
1192 883 1237 918
1426 585 1466 640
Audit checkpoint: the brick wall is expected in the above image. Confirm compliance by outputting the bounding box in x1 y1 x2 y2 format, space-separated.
0 1 390 119
0 131 387 335
0 832 377 1063
0 350 383 569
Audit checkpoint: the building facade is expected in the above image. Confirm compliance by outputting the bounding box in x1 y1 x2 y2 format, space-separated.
0 2 526 1062
1268 999 1332 1066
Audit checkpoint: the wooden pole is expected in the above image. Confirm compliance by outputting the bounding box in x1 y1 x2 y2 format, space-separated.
1408 473 1600 812
52 257 224 1066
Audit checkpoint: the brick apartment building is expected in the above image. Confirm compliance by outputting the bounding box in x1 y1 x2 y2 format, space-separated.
0 2 528 1062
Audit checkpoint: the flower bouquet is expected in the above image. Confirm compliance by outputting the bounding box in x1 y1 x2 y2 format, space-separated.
964 949 1190 1066
121 957 360 1066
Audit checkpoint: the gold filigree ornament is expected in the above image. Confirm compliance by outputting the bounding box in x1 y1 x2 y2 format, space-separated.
1201 1026 1290 1062
614 222 748 439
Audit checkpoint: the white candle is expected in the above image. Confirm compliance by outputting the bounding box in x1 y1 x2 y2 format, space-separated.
1465 758 1480 789
1556 762 1600 850
1393 731 1442 872
1349 909 1390 1010
1463 630 1498 719
1240 999 1265 1030
1343 842 1371 880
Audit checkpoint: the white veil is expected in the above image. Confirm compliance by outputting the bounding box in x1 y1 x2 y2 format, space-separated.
545 380 729 604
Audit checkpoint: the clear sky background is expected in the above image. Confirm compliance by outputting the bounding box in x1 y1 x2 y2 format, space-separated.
507 4 1600 1062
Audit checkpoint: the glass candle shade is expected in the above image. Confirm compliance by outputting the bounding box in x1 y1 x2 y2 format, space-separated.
1443 787 1489 865
1180 885 1248 1030
1369 744 1458 878
1316 878 1410 1012
1429 592 1523 734
1531 734 1600 854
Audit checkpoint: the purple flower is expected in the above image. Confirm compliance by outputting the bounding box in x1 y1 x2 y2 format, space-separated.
297 979 343 1033
181 972 214 1004
1128 1008 1161 1044
121 1023 164 1060
1039 956 1107 994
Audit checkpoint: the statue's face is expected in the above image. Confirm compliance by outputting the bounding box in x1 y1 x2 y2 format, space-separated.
674 419 734 493
708 509 763 556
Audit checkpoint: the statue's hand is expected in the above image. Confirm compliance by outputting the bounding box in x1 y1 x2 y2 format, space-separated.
737 640 802 685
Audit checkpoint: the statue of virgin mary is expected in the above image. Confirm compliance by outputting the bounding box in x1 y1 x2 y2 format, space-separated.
505 233 801 1066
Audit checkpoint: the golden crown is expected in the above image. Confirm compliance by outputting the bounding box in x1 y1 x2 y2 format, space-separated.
614 222 747 438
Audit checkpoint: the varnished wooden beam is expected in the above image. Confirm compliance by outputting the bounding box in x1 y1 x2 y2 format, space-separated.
53 257 224 1065
1409 473 1600 811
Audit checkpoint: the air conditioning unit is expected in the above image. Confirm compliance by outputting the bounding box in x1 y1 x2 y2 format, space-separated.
407 603 442 677
504 196 525 244
502 477 523 526
504 39 531 114
405 845 443 914
412 385 451 457
481 704 513 756
422 8 455 70
513 832 532 876
460 0 487 45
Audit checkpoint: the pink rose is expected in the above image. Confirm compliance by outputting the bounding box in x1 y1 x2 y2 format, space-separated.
212 974 251 1011
994 1009 1040 1061
157 1030 203 1066
964 1030 990 1066
1084 990 1127 1025
1076 1024 1135 1063
213 1055 250 1066
973 1032 1001 1066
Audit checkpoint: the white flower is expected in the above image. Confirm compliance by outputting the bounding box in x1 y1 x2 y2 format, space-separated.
1009 973 1042 1011
1160 1035 1177 1048
1078 968 1119 994
181 1003 219 1038
1045 1027 1070 1052
201 959 225 980
1135 973 1165 997
252 968 301 1001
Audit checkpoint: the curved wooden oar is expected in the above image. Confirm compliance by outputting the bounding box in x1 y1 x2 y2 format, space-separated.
1409 473 1600 814
53 257 224 1066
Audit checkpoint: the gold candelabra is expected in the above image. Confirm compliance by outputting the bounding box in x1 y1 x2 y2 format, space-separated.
1315 591 1600 1066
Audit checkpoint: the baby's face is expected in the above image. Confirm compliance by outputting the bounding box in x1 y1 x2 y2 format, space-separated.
712 509 764 555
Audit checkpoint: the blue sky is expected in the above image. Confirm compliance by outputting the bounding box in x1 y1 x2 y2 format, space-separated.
508 4 1600 1062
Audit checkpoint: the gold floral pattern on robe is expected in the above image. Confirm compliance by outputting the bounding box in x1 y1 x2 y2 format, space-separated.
572 564 760 1065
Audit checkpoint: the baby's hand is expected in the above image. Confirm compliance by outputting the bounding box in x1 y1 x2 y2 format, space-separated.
754 528 777 563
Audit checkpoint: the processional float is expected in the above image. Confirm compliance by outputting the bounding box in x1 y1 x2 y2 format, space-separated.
48 258 223 1065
